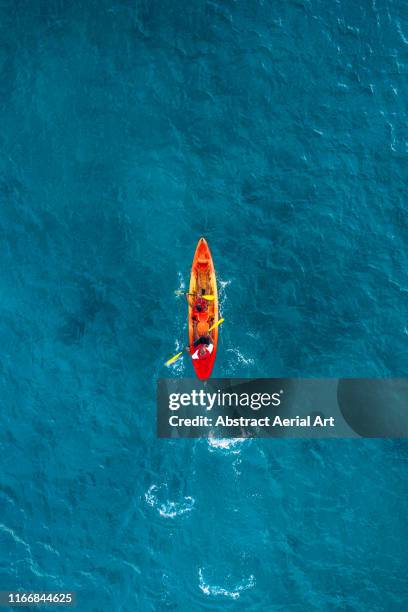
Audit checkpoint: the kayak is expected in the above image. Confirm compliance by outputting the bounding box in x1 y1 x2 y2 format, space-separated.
188 237 219 380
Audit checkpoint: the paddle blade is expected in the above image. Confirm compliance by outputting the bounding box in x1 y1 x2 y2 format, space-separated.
165 351 183 366
209 318 224 332
174 291 214 300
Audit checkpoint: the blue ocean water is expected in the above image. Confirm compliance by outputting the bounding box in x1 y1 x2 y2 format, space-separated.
0 0 407 609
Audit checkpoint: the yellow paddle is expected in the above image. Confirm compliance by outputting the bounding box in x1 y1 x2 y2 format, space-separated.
165 351 183 366
209 318 224 332
174 291 215 301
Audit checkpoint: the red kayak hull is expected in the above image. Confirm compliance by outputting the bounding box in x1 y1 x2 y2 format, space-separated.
188 238 218 380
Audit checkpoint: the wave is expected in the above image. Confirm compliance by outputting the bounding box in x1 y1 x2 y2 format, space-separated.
144 484 195 519
207 437 247 454
176 271 185 293
198 568 255 600
226 348 254 366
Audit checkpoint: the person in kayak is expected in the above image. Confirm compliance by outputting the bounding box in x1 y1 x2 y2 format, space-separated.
185 320 214 359
189 336 214 361
185 292 208 318
192 297 208 318
184 289 214 360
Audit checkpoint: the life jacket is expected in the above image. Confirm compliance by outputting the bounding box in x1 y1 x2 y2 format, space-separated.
191 343 214 360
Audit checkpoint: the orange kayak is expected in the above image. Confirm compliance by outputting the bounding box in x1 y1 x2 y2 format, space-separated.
188 238 218 380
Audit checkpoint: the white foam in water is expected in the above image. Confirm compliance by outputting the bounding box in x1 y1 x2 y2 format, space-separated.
226 347 254 365
207 437 247 453
198 568 255 600
167 339 185 375
217 277 230 311
246 330 260 339
167 275 187 373
144 485 195 519
219 278 231 290
176 271 185 294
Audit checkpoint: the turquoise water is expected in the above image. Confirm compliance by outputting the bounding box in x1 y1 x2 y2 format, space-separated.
0 0 407 609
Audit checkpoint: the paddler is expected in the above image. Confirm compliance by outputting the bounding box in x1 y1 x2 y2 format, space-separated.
194 298 208 316
183 290 214 359
188 335 214 361
185 320 214 360
185 293 208 319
